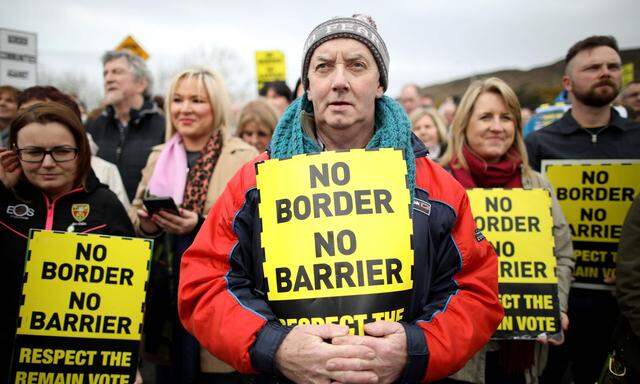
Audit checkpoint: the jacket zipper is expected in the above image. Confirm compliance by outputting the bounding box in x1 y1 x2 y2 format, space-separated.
42 187 84 230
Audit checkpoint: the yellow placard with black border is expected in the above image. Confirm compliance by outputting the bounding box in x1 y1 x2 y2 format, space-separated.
542 160 640 289
255 50 286 92
256 149 413 334
11 230 152 383
622 63 634 87
468 188 560 338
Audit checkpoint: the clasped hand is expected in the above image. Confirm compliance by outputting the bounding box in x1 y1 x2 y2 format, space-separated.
275 321 407 384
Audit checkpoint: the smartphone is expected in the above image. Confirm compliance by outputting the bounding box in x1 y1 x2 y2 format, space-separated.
143 196 180 216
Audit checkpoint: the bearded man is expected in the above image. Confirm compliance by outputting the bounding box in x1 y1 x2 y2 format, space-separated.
526 36 640 384
525 35 640 171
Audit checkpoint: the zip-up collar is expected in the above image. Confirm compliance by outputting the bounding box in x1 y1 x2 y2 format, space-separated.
41 186 84 230
104 97 161 126
11 170 104 230
411 133 429 158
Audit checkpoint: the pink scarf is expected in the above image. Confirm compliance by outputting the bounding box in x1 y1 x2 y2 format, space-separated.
147 134 188 205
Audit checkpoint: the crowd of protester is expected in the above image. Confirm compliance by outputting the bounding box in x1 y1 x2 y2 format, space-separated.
0 20 639 384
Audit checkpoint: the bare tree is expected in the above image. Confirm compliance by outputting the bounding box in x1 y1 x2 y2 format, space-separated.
37 68 103 110
155 45 254 104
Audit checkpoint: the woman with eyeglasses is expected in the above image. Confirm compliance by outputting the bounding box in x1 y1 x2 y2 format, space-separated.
0 102 133 380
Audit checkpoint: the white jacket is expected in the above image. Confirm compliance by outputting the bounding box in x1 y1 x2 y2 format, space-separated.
87 134 131 212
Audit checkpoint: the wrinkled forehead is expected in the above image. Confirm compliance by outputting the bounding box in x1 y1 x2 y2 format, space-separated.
310 38 377 65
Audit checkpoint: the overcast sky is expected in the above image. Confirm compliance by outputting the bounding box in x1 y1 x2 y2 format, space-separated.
1 0 638 104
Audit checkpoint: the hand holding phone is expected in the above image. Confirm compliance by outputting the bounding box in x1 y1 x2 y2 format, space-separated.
140 197 199 236
142 196 180 216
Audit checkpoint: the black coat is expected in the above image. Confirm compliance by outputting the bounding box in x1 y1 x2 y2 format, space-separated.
525 108 640 172
86 99 165 201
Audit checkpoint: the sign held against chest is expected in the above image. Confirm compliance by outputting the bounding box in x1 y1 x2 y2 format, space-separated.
256 149 414 334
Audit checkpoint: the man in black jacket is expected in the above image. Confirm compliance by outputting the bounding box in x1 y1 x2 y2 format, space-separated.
525 36 640 171
86 50 165 201
526 36 640 384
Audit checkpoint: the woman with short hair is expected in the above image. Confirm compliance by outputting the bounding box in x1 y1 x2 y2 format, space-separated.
236 98 278 153
409 107 448 161
132 67 258 383
440 77 574 384
0 85 20 147
0 102 133 380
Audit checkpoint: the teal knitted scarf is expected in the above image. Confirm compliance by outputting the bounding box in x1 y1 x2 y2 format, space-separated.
270 94 416 200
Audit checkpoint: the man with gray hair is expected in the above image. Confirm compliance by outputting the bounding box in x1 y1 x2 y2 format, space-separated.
399 84 420 115
86 50 165 201
179 14 502 383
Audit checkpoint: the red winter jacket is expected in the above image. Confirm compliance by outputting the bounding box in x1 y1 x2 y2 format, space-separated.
178 139 503 382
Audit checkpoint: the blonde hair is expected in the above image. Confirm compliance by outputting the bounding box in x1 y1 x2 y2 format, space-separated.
409 107 448 146
236 98 279 136
165 67 231 141
440 77 532 178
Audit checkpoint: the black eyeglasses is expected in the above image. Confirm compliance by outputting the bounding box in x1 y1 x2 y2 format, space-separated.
16 146 79 163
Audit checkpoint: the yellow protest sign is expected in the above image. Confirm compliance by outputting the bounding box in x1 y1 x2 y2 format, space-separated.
256 149 413 334
622 63 634 87
115 34 149 61
255 50 286 92
543 160 640 288
11 230 152 382
468 189 559 338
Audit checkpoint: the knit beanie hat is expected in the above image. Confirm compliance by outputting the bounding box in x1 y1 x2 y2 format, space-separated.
301 14 390 91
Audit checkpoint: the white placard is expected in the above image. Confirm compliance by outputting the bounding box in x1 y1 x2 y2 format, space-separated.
0 28 37 88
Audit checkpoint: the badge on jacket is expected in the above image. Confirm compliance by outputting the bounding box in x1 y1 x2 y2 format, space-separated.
413 198 431 216
71 204 90 223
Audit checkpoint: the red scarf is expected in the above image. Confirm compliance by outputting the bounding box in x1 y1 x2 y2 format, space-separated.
450 145 523 188
453 145 532 372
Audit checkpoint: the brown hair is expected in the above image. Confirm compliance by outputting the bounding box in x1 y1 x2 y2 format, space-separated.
236 98 279 136
440 77 532 178
0 85 20 100
17 86 82 119
565 35 619 69
9 102 92 186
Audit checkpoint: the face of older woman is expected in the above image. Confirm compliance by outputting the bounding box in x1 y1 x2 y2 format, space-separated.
465 92 515 163
16 122 79 197
412 114 439 148
239 121 271 153
171 77 214 149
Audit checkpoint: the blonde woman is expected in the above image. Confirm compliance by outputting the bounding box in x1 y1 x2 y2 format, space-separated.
236 98 278 152
409 107 448 160
133 68 258 382
440 77 574 384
